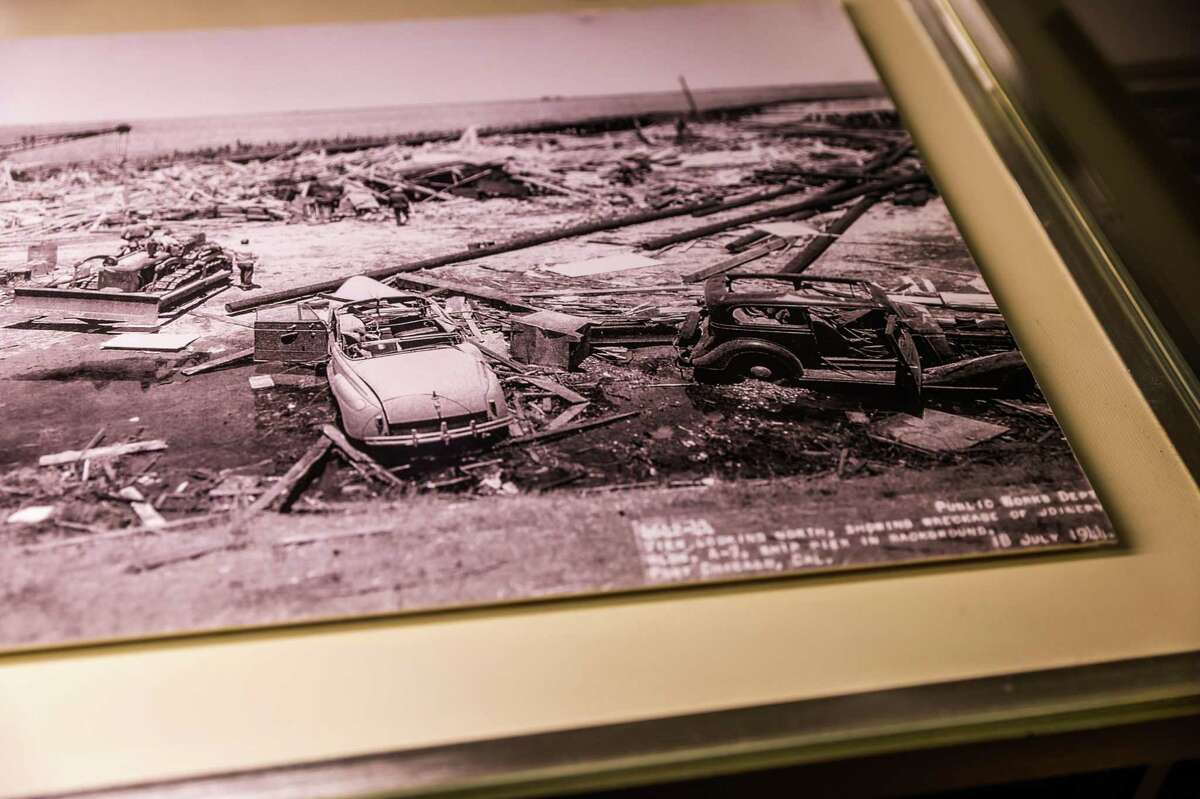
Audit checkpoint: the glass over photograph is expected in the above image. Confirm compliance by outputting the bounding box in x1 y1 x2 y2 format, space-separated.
0 1 1117 649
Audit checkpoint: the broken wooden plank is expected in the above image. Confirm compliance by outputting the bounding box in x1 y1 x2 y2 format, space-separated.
778 194 880 275
100 332 198 351
247 438 333 514
500 411 640 447
39 439 167 467
321 424 406 488
683 236 789 284
546 403 589 430
546 252 658 278
180 347 255 376
994 399 1055 418
923 350 1026 385
872 409 1009 453
476 342 528 373
517 376 588 404
118 486 167 530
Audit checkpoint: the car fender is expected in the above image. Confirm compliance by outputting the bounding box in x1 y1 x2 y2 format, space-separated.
691 337 804 376
329 371 385 438
676 310 702 347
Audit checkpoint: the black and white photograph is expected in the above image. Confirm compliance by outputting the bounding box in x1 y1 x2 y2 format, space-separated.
0 1 1117 649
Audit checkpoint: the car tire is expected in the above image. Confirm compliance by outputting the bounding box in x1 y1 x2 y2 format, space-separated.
730 353 797 384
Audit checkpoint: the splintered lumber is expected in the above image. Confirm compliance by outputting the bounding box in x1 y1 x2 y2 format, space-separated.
321 424 406 488
872 409 1009 453
225 198 729 315
517 376 588 404
684 236 789 283
39 439 167 467
546 403 589 430
386 273 540 312
778 194 879 274
247 438 333 513
118 487 168 530
180 347 255 376
923 350 1026 385
500 410 640 447
476 343 528 373
725 230 770 252
638 172 927 250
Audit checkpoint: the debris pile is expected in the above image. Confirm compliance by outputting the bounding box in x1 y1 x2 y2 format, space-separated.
0 151 588 242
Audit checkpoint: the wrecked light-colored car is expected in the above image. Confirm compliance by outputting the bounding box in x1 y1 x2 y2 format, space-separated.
323 277 510 447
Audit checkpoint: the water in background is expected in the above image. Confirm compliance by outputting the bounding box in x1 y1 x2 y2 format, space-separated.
1 83 881 167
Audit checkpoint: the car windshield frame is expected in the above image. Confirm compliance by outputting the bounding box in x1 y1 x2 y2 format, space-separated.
333 297 462 360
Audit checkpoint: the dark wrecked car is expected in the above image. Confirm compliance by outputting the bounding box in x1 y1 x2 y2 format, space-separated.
321 277 511 447
676 272 1033 406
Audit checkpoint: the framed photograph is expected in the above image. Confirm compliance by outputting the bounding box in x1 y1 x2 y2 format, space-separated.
0 1 1196 797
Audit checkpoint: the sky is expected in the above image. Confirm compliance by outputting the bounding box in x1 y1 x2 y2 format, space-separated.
0 2 876 126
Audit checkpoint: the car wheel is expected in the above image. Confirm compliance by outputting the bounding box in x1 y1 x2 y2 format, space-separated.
732 353 795 384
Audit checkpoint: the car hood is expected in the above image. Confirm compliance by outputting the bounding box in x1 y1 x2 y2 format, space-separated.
346 345 495 421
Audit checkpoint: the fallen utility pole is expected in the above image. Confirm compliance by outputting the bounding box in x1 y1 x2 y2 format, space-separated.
226 198 727 315
725 230 771 252
691 183 811 218
519 284 692 298
684 236 790 283
678 75 701 119
778 194 879 274
638 171 927 250
385 273 539 313
706 140 913 226
499 411 640 447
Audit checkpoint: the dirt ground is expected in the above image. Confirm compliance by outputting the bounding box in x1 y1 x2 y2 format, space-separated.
0 103 1105 648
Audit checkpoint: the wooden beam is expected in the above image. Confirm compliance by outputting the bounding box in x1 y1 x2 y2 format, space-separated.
516 376 588 405
246 438 333 514
321 424 406 488
684 237 789 283
39 439 167 467
500 411 640 447
638 172 926 250
180 347 255 376
546 403 590 430
778 194 880 274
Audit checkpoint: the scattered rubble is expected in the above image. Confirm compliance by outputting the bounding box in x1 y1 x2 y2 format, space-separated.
0 99 1066 542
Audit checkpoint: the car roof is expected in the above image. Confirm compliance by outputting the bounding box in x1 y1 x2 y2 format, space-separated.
705 272 890 310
